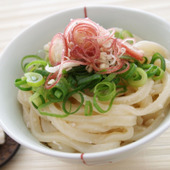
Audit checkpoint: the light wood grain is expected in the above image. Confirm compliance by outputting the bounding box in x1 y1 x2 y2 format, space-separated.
0 0 170 169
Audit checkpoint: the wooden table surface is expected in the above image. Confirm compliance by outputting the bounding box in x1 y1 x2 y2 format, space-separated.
0 0 170 169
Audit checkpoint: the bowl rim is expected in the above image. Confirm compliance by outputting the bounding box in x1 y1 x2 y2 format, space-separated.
0 5 170 160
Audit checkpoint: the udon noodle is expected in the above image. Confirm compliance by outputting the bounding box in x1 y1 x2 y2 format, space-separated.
16 19 170 153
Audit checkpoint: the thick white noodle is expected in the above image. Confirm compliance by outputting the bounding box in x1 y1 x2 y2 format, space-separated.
17 40 170 153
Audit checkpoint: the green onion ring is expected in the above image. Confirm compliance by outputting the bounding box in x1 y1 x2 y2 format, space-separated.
62 91 84 115
150 53 166 71
21 55 43 72
127 67 147 87
84 101 93 116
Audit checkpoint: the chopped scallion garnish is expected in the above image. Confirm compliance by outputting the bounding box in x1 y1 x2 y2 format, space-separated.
15 43 166 117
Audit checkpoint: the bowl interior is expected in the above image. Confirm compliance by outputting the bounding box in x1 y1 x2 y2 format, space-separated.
0 6 170 163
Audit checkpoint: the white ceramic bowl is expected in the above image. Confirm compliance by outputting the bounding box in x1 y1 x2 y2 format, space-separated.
0 6 170 165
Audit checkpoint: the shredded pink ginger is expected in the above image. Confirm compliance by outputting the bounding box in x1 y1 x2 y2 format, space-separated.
45 18 144 89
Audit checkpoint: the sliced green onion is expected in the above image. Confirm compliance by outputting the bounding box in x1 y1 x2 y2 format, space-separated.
55 90 62 98
114 31 120 38
112 77 121 85
24 60 47 72
68 65 86 73
119 30 133 39
29 92 40 102
120 55 137 63
153 67 165 80
47 78 69 102
38 102 68 118
102 73 116 82
31 95 45 109
127 67 147 87
14 78 32 91
93 93 116 113
75 73 103 90
67 75 77 88
143 57 148 64
62 91 84 115
84 101 93 116
21 55 43 72
33 86 46 98
94 82 116 101
114 30 133 40
120 63 137 80
150 53 166 71
77 74 102 86
141 63 165 80
24 72 45 87
146 65 159 78
93 82 116 113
